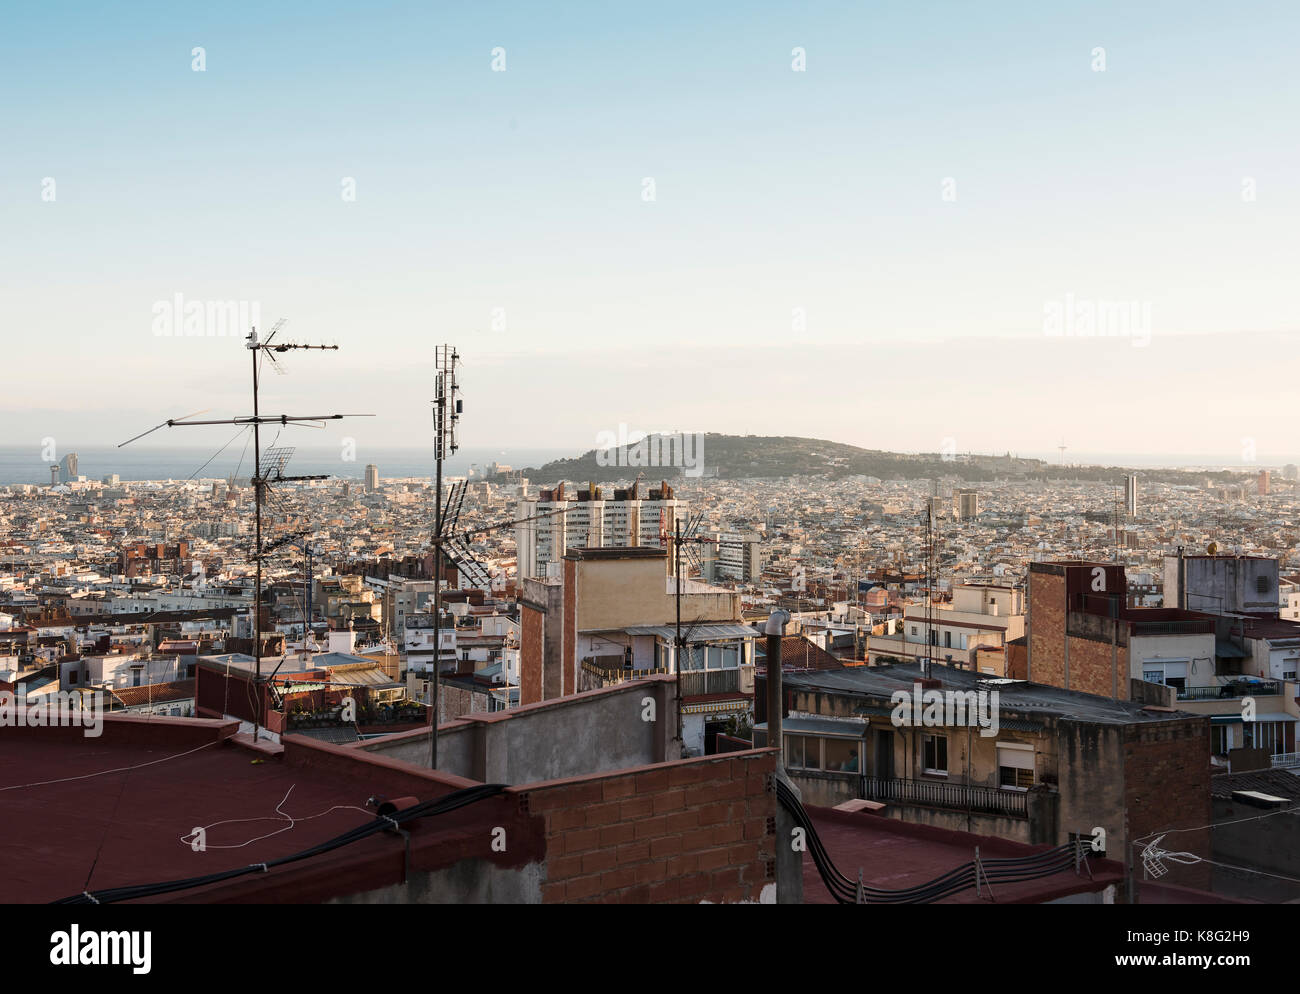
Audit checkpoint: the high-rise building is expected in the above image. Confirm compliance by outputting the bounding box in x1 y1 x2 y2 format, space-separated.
59 453 78 483
516 480 686 579
1282 464 1298 482
1124 474 1139 518
1258 470 1270 496
364 464 379 493
954 489 979 521
50 465 59 486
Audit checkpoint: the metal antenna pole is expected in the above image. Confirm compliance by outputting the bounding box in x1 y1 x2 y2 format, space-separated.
675 519 683 750
117 320 365 745
252 332 263 741
429 345 460 770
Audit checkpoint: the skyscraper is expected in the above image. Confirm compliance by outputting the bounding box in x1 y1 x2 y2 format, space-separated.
59 452 78 483
364 464 379 493
1124 474 1138 518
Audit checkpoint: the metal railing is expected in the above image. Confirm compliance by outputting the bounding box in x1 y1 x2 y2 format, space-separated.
1177 681 1280 700
681 666 752 696
860 775 1029 818
1270 752 1300 770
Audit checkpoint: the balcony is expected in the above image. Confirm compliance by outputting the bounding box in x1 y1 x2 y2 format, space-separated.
681 665 754 698
1271 753 1300 770
860 775 1028 818
1176 680 1281 701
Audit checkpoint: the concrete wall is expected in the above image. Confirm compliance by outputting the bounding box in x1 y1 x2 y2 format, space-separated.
357 676 678 785
1211 799 1300 901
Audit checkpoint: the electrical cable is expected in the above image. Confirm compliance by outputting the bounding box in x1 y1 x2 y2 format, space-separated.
53 781 508 904
776 778 1090 903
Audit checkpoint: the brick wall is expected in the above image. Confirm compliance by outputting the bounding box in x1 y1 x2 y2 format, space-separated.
1123 718 1212 890
521 749 777 903
1064 630 1124 699
520 602 543 706
563 559 576 696
1028 568 1065 687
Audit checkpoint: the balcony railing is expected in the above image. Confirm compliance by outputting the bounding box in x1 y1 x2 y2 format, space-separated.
860 775 1028 818
1270 753 1300 770
681 665 754 697
1177 681 1281 700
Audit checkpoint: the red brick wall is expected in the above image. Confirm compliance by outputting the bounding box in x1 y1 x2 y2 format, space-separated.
563 558 576 697
522 750 777 904
1006 640 1027 680
1123 718 1212 890
1064 630 1124 699
520 603 543 706
1028 569 1065 688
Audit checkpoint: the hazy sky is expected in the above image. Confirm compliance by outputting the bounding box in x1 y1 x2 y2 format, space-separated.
3 0 1298 463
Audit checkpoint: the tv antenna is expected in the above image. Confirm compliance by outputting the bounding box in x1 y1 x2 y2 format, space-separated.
118 319 372 741
428 344 462 770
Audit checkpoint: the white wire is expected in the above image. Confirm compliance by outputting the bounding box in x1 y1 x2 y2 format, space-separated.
0 739 218 793
179 783 372 850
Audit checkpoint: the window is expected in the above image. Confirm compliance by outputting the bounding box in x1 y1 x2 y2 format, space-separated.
1243 721 1286 756
911 626 918 636
824 738 860 772
944 631 952 648
1211 725 1231 756
922 734 947 774
997 745 1034 790
785 735 822 771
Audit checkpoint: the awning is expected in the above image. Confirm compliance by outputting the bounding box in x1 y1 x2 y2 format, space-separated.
754 717 868 739
621 624 762 640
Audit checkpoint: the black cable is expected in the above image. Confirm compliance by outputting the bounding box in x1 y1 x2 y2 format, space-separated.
776 778 1088 903
53 783 507 905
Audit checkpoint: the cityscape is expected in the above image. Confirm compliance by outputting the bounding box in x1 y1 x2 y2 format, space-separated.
2 0 1294 972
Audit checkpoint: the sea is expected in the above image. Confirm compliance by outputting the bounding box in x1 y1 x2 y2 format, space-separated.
0 446 573 486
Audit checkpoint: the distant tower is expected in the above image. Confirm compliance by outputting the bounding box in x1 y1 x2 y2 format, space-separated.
50 465 59 486
1057 440 1067 466
1258 470 1270 496
60 452 78 483
364 464 379 493
954 489 979 520
1124 474 1138 518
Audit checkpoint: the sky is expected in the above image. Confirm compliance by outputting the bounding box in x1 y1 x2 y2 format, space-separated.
2 0 1298 465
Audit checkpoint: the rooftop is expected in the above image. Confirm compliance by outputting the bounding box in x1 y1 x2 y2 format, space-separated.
802 805 1124 904
783 661 1205 726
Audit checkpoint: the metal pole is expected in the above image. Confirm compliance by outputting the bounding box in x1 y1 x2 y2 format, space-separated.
766 609 790 770
252 335 262 742
430 371 444 771
674 519 683 752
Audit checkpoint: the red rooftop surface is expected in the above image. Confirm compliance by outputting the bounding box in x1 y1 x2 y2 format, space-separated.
0 716 532 904
801 805 1125 904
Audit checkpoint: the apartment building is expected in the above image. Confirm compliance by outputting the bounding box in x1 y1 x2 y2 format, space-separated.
518 546 757 756
868 582 1025 669
515 480 686 579
755 661 1211 870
